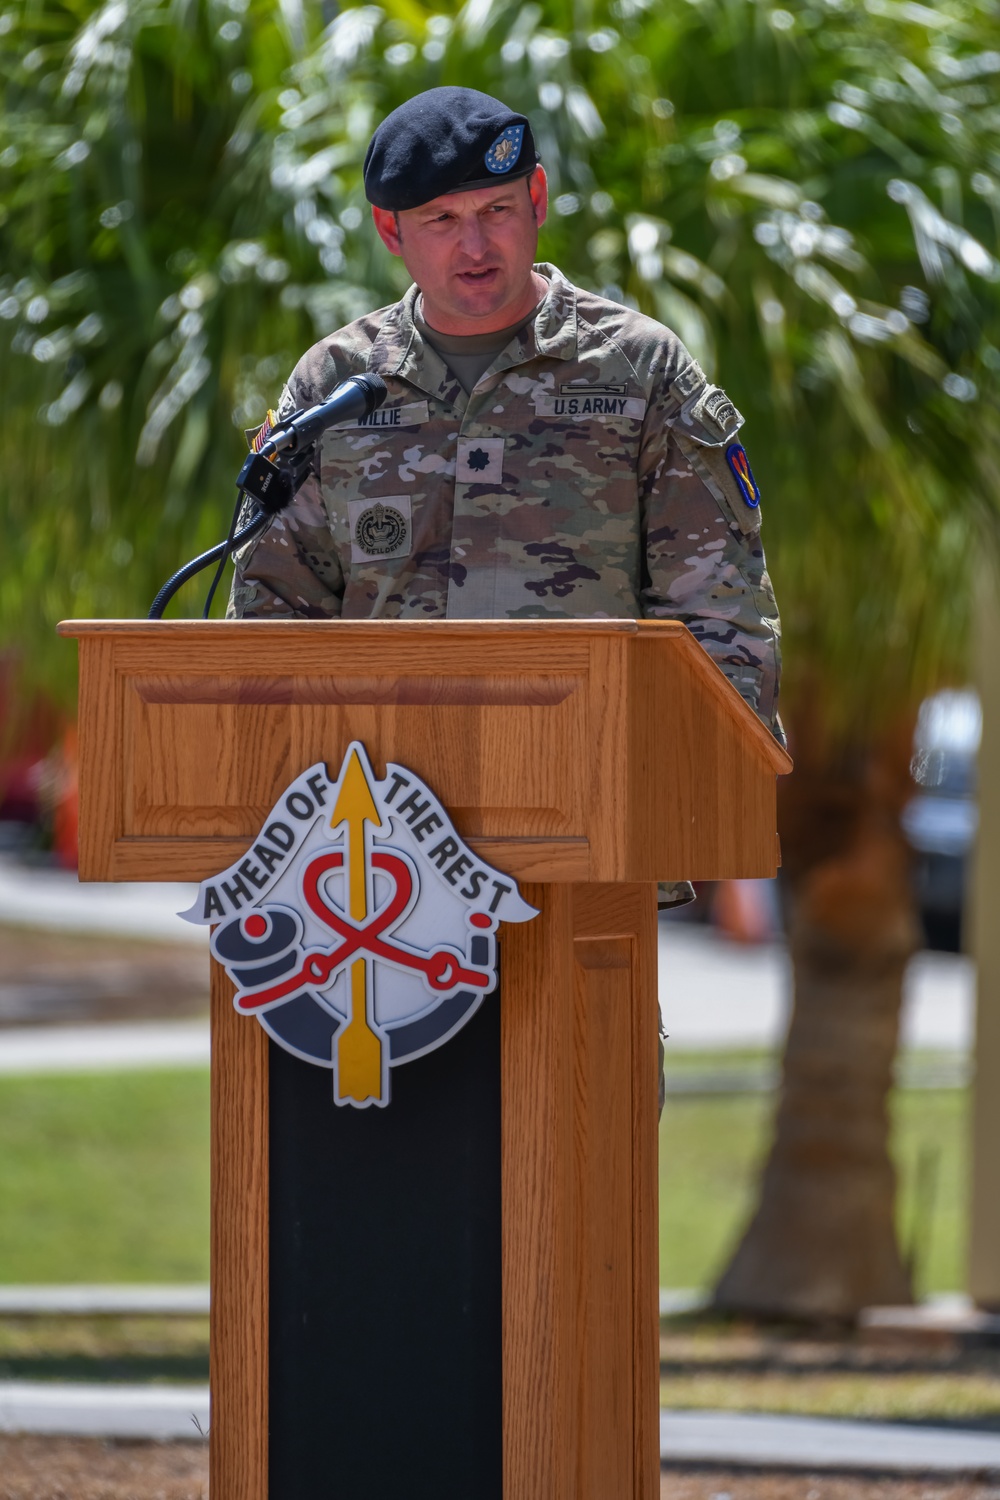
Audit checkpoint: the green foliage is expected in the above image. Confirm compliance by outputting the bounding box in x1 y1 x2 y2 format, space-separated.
661 1067 967 1295
2 0 999 721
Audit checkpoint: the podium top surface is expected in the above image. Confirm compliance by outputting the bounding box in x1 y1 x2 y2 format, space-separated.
61 616 789 883
58 617 642 638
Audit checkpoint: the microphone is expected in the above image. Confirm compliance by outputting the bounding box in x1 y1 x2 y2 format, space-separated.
258 372 388 458
236 371 389 517
148 371 389 619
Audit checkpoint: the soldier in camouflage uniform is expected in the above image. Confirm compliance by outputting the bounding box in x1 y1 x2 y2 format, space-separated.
229 87 783 927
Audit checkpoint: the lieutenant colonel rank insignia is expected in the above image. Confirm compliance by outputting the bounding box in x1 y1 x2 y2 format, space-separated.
180 743 538 1110
726 442 761 509
485 124 524 174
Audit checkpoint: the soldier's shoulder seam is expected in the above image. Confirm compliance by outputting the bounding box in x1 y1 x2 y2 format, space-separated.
574 292 691 390
578 323 643 386
287 310 391 403
574 286 676 345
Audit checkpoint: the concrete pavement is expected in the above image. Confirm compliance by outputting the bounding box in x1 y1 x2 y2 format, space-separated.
658 921 973 1053
0 858 204 946
0 918 973 1071
0 1019 209 1074
2 1380 998 1471
0 1381 209 1441
660 1408 1000 1473
0 1285 209 1316
659 923 792 1050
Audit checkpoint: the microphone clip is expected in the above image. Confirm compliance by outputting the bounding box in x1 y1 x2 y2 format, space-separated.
236 450 297 515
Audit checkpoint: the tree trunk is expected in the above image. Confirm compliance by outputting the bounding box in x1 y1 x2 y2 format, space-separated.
712 706 920 1321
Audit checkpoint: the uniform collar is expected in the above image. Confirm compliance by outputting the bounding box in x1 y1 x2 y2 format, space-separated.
367 262 578 397
530 263 578 360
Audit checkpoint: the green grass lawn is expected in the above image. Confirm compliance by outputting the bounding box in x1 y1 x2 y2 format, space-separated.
0 1071 209 1283
660 1056 969 1296
659 1366 1000 1423
0 1059 967 1295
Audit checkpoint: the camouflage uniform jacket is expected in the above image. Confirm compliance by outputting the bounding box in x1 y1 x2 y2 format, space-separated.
229 262 782 742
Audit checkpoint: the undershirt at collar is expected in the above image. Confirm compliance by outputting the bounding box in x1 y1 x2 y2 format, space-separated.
414 299 541 395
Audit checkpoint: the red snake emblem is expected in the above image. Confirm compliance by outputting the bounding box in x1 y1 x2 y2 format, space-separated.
235 849 490 1012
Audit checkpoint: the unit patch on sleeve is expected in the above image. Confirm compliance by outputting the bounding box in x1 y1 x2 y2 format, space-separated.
348 495 412 562
725 443 761 510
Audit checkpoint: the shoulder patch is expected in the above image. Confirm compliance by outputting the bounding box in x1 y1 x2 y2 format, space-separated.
725 443 761 510
669 381 745 448
689 384 743 441
678 438 763 537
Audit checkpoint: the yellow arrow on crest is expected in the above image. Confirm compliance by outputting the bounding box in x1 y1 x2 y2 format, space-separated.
329 748 385 1105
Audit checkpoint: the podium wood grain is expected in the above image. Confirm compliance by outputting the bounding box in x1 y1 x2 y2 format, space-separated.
501 882 659 1500
210 960 268 1500
60 617 790 1500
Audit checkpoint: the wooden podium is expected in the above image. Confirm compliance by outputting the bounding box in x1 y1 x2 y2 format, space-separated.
59 617 789 1500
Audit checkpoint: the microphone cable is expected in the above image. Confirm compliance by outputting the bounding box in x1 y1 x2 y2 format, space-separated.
147 502 269 621
201 488 249 620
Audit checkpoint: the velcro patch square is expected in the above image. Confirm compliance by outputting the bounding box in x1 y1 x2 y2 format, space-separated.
673 361 705 400
457 436 505 484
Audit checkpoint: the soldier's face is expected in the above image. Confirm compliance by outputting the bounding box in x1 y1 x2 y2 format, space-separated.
372 168 548 335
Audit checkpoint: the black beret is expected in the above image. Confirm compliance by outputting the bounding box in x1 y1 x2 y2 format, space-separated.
364 87 538 212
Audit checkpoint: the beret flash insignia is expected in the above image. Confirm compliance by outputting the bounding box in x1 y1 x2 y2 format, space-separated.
485 124 524 174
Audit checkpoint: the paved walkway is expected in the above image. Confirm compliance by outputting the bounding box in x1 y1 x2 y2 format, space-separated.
1 1381 997 1470
0 1382 209 1441
0 1020 209 1074
0 1285 209 1316
658 921 973 1053
660 1408 1000 1473
0 858 204 946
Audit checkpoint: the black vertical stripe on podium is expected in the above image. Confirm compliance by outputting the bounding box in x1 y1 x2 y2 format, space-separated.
268 991 502 1500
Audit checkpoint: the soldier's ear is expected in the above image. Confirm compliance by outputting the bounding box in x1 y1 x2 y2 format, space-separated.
527 166 548 229
372 205 404 256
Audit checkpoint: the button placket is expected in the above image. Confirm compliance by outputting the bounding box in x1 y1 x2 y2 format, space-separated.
447 392 505 618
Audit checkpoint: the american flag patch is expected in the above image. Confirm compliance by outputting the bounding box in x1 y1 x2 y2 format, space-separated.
246 410 279 453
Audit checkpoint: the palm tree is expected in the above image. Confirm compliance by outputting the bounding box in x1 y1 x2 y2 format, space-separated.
2 0 999 1317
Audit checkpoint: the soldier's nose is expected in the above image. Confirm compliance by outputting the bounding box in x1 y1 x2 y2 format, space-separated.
457 219 491 259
